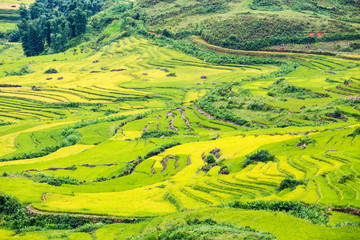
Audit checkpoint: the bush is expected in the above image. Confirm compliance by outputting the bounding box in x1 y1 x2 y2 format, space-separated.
349 127 360 137
29 173 79 186
279 178 304 190
338 174 355 184
242 150 275 168
296 136 316 146
0 195 21 215
218 165 230 174
247 102 273 111
144 142 180 159
206 154 216 164
44 68 58 74
141 130 177 139
5 65 33 76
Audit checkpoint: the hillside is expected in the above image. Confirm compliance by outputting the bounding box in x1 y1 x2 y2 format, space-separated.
0 0 360 239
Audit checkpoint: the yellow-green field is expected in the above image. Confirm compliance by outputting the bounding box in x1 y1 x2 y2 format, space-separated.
0 35 359 239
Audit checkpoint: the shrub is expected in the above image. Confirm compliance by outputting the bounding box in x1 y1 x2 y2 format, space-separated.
166 72 177 77
247 102 273 111
242 150 275 168
327 108 345 120
279 179 304 190
338 174 355 184
44 68 58 74
5 65 33 76
144 142 180 159
0 195 21 215
349 127 360 137
141 130 177 139
29 173 79 186
76 222 104 232
218 165 230 174
296 136 316 146
206 154 216 164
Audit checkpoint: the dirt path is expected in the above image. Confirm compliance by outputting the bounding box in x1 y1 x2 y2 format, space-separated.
166 111 179 132
143 123 150 132
177 107 193 131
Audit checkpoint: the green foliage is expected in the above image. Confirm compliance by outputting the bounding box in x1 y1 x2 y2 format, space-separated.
349 127 360 137
279 179 305 190
44 68 58 74
227 201 328 225
0 195 21 215
143 142 180 159
141 130 177 139
27 173 80 186
201 14 359 50
296 136 316 146
249 0 360 19
75 222 104 232
155 36 286 65
5 65 33 76
250 0 283 11
218 165 230 174
337 174 355 184
0 122 13 126
18 0 104 56
247 102 274 111
0 194 91 232
268 78 328 99
197 86 249 126
243 150 275 168
206 154 216 164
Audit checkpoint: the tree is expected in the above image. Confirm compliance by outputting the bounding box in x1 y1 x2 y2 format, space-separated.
19 4 29 20
17 0 104 56
72 8 87 37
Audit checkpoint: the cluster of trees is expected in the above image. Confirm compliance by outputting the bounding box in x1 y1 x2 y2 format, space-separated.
17 0 103 56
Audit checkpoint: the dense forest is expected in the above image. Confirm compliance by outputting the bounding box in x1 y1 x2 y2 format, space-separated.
17 0 103 56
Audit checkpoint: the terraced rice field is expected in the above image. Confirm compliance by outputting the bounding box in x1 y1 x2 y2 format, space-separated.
0 36 359 239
